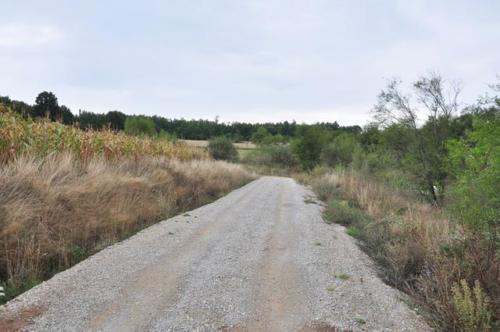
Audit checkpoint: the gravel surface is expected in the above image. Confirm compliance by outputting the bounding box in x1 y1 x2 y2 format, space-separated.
0 176 430 332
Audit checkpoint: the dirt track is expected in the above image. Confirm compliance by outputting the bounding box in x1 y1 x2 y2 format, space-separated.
0 177 430 331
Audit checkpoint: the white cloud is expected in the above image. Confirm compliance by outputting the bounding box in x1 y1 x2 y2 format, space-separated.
0 23 63 48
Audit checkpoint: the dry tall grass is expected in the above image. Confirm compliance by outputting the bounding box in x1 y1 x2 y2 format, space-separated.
0 154 253 300
298 168 498 330
0 105 254 301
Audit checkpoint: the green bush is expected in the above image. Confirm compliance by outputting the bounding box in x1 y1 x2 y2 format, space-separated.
243 144 297 167
208 136 238 161
448 118 500 239
321 133 358 167
124 116 156 136
291 126 325 170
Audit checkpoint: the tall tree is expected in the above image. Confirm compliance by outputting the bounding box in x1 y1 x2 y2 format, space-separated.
105 110 127 131
373 74 461 203
34 91 60 120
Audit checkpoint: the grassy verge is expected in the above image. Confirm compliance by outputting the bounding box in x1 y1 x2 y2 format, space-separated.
296 167 498 331
0 106 254 302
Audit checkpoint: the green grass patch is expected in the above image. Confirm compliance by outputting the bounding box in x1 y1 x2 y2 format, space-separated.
354 318 366 325
335 273 350 280
346 226 361 238
323 200 367 226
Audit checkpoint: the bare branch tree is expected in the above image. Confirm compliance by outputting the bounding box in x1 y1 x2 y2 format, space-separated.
371 73 463 204
372 79 418 128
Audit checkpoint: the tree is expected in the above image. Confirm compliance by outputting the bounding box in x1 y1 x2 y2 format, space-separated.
77 110 107 130
59 105 74 124
373 74 461 203
105 110 127 131
34 91 60 120
124 116 156 136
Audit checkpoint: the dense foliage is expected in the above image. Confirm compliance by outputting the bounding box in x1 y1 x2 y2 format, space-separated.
0 94 360 141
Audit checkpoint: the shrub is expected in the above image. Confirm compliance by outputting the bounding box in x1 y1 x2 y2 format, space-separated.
208 136 238 161
291 126 325 169
448 118 499 240
243 144 297 167
321 133 358 167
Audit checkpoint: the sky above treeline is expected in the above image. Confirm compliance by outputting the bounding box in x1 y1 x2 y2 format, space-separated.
1 0 499 125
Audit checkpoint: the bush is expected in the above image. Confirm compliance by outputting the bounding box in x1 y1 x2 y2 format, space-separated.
243 144 297 167
208 136 238 161
448 118 500 239
291 126 325 169
321 133 358 167
124 116 156 136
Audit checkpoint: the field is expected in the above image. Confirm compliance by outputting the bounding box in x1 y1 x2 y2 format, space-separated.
181 139 256 159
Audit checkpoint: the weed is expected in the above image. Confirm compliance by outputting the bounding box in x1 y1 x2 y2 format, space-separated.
354 318 366 325
346 226 361 238
314 241 322 246
335 273 350 280
452 280 491 332
323 200 365 226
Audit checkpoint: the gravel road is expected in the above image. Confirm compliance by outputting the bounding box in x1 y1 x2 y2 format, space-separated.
0 177 430 332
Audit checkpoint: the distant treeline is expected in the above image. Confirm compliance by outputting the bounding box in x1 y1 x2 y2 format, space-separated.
0 93 361 141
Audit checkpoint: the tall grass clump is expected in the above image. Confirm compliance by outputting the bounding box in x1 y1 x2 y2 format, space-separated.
298 168 498 331
0 105 254 302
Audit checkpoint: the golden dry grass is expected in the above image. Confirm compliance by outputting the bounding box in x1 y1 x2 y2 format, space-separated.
181 139 256 150
0 154 253 299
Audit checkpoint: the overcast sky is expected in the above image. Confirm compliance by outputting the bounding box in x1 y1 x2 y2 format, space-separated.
1 0 499 125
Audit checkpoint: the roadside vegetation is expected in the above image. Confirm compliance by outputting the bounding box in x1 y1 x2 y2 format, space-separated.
0 105 253 302
244 74 499 331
